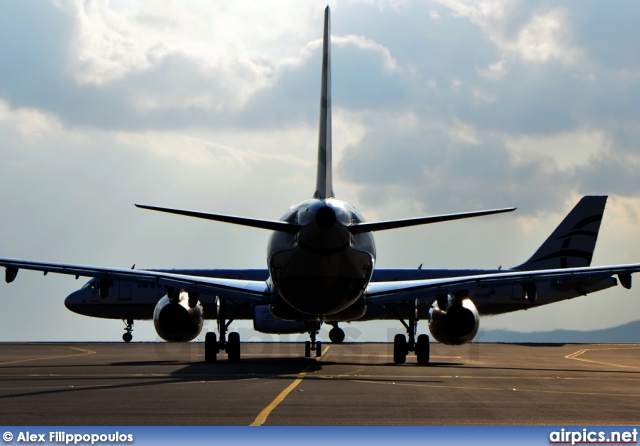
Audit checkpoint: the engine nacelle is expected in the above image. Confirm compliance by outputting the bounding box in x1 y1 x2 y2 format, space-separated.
153 291 203 342
253 305 308 334
428 296 479 345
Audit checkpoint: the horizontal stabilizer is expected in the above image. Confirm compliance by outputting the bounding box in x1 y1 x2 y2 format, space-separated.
349 207 516 234
135 204 301 234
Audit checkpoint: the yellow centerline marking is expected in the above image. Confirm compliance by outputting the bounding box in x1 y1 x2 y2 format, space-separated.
317 345 331 361
565 346 640 369
250 346 329 426
250 364 311 426
0 346 96 365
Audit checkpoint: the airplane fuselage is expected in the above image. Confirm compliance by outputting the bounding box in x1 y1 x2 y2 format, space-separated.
267 198 375 318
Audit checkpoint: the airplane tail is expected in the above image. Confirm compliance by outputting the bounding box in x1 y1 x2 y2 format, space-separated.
135 6 515 233
514 196 607 271
313 6 334 200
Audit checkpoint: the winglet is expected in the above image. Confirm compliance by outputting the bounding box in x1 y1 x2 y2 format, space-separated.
313 6 334 199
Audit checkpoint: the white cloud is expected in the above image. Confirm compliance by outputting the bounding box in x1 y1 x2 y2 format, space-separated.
509 9 579 64
61 1 322 114
505 129 610 171
478 60 507 79
448 118 480 145
334 34 399 72
71 0 155 84
472 87 496 104
0 100 85 145
69 0 317 84
438 1 580 64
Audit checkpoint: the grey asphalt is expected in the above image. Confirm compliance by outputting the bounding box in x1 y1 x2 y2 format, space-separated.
0 342 638 425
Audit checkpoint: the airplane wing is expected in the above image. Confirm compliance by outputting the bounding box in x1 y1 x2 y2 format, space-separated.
0 258 270 304
365 263 639 305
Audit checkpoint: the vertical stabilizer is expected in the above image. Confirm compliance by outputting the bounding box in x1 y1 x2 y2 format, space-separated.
515 196 607 270
314 6 334 199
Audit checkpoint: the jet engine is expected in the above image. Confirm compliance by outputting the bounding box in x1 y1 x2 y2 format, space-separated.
153 290 203 342
428 294 479 345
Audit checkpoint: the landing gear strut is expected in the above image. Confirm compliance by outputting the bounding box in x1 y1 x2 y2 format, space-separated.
304 322 322 357
122 319 133 343
387 302 430 365
204 299 246 363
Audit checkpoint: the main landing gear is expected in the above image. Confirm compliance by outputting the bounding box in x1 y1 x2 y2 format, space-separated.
304 322 322 357
204 299 245 363
204 331 241 363
387 303 430 365
122 319 133 343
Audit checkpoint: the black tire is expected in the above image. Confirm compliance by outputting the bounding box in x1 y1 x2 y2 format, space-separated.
122 332 133 343
416 334 430 365
204 332 217 363
305 341 311 357
393 334 407 364
329 327 345 344
315 340 322 357
227 332 241 363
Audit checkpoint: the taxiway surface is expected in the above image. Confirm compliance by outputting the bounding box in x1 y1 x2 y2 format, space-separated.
0 342 638 425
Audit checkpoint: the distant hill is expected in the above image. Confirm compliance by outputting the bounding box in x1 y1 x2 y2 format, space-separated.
477 320 640 343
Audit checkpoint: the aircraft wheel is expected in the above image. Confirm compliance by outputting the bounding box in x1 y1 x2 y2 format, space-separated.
329 327 345 343
227 332 241 363
304 341 311 357
122 332 133 343
415 334 430 365
315 340 322 357
393 334 407 364
205 332 217 363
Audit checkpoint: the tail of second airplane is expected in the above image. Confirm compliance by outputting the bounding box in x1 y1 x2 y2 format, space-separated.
514 195 607 271
313 6 334 200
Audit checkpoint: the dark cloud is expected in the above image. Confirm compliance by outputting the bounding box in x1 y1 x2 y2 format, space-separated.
337 115 573 215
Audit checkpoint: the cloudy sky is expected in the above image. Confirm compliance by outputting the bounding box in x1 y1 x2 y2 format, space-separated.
1 0 640 343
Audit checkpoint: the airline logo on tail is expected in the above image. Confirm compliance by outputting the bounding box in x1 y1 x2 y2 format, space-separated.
516 196 606 270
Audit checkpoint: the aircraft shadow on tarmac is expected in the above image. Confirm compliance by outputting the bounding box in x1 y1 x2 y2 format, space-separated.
0 357 321 402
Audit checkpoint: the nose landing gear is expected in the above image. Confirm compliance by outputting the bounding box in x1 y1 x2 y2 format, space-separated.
304 322 322 357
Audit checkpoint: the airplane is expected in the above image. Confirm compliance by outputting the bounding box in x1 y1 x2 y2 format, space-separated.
2 6 640 365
